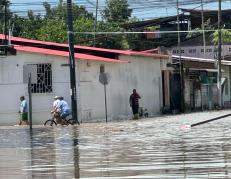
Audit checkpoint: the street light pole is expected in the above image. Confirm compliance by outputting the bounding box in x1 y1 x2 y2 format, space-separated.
217 0 222 108
67 0 79 124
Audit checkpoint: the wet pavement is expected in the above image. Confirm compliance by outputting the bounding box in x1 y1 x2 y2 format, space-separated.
1 110 231 178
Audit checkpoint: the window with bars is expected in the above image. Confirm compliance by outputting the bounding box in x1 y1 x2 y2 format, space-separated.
28 63 52 93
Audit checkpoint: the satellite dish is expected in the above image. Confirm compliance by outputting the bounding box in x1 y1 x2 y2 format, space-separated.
99 72 110 85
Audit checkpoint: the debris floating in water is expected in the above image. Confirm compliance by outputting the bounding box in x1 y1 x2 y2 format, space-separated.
180 124 191 129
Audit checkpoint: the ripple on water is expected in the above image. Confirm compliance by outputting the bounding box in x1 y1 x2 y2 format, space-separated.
0 113 231 178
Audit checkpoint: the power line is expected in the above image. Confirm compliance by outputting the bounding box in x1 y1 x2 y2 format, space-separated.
72 29 222 35
5 0 231 20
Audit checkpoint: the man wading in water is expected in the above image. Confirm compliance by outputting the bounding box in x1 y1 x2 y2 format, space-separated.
18 96 29 125
129 89 141 120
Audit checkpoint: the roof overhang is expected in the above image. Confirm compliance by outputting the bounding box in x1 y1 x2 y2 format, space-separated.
172 55 231 66
15 45 128 63
188 68 224 73
0 34 169 59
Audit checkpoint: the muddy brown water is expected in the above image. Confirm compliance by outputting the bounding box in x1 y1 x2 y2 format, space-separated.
1 112 231 178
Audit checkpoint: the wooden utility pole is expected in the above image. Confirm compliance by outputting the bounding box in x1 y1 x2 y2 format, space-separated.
201 0 206 58
93 0 99 47
67 0 79 124
4 0 8 45
177 0 185 112
217 0 222 108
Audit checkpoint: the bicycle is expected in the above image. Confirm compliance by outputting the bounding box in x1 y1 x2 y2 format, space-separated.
44 113 75 126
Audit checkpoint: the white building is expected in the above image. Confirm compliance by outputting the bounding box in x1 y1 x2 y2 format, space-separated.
0 35 168 125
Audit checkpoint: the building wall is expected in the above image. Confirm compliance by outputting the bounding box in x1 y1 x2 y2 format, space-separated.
172 45 231 108
0 52 68 125
78 55 163 122
0 52 163 125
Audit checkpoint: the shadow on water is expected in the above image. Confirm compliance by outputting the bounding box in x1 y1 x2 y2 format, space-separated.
1 114 231 178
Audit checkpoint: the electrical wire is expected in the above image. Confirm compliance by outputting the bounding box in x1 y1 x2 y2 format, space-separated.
72 29 224 35
6 0 231 20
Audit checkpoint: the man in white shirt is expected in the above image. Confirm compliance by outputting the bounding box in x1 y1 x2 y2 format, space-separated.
51 96 62 124
18 96 28 125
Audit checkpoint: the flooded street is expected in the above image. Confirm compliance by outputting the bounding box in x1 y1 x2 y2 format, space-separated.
1 111 231 178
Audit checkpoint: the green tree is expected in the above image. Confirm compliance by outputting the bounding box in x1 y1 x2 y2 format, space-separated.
102 0 132 23
94 21 129 49
187 19 214 39
43 0 94 21
7 0 131 49
11 1 94 43
212 29 231 45
98 0 131 49
0 0 12 35
73 18 95 45
12 11 43 39
35 19 67 43
73 19 129 49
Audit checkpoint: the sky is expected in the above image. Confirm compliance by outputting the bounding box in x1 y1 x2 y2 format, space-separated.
8 0 231 20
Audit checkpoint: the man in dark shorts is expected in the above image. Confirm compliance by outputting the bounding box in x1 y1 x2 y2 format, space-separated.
19 96 29 125
129 89 141 120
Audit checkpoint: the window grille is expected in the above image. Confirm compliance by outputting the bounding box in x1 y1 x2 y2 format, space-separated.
28 64 52 93
206 49 212 53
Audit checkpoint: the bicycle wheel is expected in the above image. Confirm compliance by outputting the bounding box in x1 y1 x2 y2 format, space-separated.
67 118 75 125
61 118 69 126
44 119 57 126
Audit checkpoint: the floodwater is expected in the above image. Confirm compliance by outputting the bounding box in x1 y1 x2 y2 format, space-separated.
1 111 231 179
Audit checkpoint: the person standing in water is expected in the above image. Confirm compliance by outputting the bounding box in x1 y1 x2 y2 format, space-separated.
129 89 141 120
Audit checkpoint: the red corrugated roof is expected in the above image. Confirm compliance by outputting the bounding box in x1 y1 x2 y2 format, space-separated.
76 45 169 58
14 45 128 63
0 34 168 58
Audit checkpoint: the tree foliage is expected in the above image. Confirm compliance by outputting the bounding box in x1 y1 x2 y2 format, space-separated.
12 11 43 39
102 0 132 23
0 0 12 34
1 0 132 49
186 19 214 39
36 19 67 43
43 0 94 21
212 29 231 45
94 21 129 49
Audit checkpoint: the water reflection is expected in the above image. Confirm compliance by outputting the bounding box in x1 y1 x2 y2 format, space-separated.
28 127 79 179
0 127 79 179
0 113 231 178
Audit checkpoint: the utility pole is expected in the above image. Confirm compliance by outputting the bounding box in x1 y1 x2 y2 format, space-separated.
67 0 79 124
201 0 206 58
217 0 222 108
93 0 99 47
4 0 8 45
177 0 185 112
